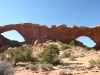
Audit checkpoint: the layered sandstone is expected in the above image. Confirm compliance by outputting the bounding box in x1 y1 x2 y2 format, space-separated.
0 23 100 49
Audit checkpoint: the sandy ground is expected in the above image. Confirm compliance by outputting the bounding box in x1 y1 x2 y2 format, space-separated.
14 67 100 75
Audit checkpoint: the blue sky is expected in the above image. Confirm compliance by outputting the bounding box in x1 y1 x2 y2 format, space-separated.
0 0 100 47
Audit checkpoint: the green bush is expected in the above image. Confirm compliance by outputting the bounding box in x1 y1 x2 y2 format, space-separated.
88 59 96 66
4 46 34 63
56 39 59 42
25 64 38 71
89 59 100 66
96 59 100 65
62 51 70 58
40 44 60 65
69 40 76 46
85 46 90 50
52 59 60 66
61 44 69 50
69 55 75 61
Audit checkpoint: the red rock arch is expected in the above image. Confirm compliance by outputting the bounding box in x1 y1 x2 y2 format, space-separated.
0 23 100 49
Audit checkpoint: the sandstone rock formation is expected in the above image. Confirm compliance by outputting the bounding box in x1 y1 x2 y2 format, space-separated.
0 23 100 49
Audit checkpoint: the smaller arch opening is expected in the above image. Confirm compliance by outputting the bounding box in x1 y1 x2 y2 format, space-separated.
76 36 96 48
1 30 25 42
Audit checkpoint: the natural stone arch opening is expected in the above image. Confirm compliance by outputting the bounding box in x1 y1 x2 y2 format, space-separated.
1 30 25 42
76 36 96 48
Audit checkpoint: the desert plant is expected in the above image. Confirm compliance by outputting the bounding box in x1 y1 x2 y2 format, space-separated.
56 39 60 42
40 63 54 71
96 59 100 65
69 40 76 46
3 46 35 66
88 59 96 66
25 64 38 71
52 59 60 66
0 60 16 75
36 51 42 58
40 64 48 71
62 51 70 58
60 44 69 50
69 55 75 61
85 46 90 50
88 59 100 67
40 44 60 65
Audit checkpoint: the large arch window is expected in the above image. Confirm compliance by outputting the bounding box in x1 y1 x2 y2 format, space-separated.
76 36 96 48
1 30 25 42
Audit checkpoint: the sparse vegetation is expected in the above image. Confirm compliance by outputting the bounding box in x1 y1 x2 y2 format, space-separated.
60 44 69 50
96 59 100 65
85 46 90 50
1 40 100 75
0 60 16 75
25 64 38 71
40 63 54 71
0 52 3 56
2 46 35 66
88 59 100 66
40 44 60 65
69 40 76 46
88 59 96 66
69 55 75 61
62 51 70 58
56 39 59 42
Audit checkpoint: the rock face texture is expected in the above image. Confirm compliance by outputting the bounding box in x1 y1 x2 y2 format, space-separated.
0 23 100 49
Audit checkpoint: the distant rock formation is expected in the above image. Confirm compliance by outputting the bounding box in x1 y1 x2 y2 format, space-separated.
0 23 100 49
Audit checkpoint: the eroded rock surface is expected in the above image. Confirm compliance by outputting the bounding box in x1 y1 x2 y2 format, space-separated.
0 23 100 49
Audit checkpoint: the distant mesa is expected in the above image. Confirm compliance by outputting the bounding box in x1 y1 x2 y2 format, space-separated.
0 23 100 49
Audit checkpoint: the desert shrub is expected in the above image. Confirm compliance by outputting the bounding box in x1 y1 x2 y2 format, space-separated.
40 63 54 71
62 51 70 58
52 59 60 66
96 59 100 65
69 55 75 61
0 60 16 75
89 59 100 67
61 44 69 50
88 59 96 66
85 46 90 50
3 46 34 64
0 52 3 60
0 52 3 56
69 40 76 46
40 64 48 71
56 39 59 42
25 64 38 71
56 40 63 45
36 51 42 58
40 44 60 65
